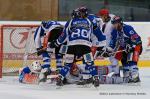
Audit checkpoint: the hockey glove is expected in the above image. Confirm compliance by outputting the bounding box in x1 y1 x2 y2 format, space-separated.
49 40 59 48
37 46 47 56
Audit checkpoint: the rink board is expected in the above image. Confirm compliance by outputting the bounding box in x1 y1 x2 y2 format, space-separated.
2 59 150 70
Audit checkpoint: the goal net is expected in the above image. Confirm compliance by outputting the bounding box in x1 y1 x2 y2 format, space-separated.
0 24 40 77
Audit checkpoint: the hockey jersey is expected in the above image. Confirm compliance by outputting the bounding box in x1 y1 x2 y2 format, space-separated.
101 14 115 46
19 66 39 83
87 14 106 47
57 18 98 47
109 24 142 50
34 21 63 49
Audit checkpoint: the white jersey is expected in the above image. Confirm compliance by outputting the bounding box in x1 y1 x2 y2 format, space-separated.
101 14 115 46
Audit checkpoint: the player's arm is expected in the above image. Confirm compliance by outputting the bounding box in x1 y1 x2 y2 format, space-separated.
109 29 118 49
19 66 31 83
49 20 70 48
94 29 117 58
34 24 46 56
128 26 142 46
126 26 142 53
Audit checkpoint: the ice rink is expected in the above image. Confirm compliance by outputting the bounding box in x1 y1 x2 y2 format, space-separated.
0 68 150 99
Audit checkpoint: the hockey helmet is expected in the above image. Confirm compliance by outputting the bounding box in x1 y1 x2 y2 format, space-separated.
31 61 42 72
78 6 88 18
111 16 123 24
98 9 109 16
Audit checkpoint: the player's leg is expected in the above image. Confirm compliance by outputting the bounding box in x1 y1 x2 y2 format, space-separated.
56 46 75 86
39 52 51 82
121 51 131 83
121 51 140 83
109 56 120 76
55 53 63 70
55 46 64 70
83 47 100 87
128 61 140 83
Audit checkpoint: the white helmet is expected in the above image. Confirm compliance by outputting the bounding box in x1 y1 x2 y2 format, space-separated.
31 61 41 72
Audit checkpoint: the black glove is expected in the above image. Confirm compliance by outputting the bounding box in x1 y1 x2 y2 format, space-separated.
37 46 46 56
126 45 134 53
97 47 113 57
49 40 59 48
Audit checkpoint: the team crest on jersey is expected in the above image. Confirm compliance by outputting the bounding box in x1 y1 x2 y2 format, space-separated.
73 20 90 29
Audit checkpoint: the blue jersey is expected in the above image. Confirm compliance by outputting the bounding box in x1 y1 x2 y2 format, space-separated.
109 24 142 50
88 14 100 28
88 14 106 47
57 18 97 47
34 21 62 48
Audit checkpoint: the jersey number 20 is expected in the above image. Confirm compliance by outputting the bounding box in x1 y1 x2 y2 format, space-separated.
71 29 90 39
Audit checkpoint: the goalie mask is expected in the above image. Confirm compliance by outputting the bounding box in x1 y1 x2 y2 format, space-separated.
31 61 42 72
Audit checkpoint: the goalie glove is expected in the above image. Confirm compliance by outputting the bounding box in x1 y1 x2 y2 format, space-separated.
49 40 60 48
36 46 47 56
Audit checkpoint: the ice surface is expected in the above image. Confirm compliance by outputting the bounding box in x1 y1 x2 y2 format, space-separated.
0 68 150 99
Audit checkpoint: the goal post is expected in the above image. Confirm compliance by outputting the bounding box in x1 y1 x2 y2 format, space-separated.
0 25 3 78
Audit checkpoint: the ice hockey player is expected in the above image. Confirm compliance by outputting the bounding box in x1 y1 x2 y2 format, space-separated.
34 21 64 83
87 13 107 54
49 7 101 87
110 16 142 83
19 61 41 84
95 9 120 77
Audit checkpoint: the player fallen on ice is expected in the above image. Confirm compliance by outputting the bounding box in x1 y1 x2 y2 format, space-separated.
34 21 64 83
49 7 101 87
109 16 142 83
19 61 42 84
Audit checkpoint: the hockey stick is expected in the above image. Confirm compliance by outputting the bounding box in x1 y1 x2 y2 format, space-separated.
94 49 126 59
27 50 53 56
112 49 126 55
